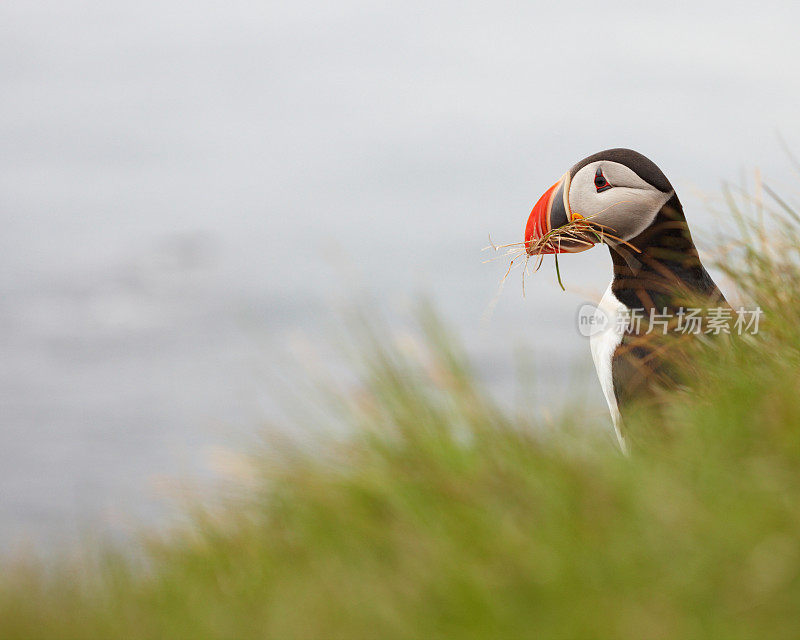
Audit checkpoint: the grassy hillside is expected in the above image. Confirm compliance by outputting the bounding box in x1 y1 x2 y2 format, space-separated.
3 190 800 639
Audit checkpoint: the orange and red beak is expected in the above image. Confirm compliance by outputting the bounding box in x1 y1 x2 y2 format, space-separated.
524 173 595 255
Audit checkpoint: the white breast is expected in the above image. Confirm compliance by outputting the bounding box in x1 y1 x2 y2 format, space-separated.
590 284 628 453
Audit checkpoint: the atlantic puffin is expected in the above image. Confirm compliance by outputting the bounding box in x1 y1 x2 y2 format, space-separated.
523 148 725 451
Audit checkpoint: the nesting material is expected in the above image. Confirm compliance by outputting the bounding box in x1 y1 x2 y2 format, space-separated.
484 213 640 294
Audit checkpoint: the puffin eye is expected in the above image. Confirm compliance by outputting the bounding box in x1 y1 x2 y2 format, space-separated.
594 167 612 193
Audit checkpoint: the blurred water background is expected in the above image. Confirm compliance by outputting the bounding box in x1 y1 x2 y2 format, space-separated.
2 0 800 550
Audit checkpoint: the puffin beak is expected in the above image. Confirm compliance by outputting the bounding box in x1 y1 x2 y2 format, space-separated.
524 173 595 255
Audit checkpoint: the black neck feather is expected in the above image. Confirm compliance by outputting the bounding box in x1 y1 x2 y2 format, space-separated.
608 194 724 311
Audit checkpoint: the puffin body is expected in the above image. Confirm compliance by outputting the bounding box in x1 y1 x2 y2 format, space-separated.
590 284 628 448
523 149 725 450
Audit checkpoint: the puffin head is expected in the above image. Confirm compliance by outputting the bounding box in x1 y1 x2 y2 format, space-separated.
525 148 676 256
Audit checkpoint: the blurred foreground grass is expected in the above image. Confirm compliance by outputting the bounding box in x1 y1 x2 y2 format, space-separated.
3 188 800 639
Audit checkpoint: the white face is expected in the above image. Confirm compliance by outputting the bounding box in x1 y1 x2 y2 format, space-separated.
566 160 673 242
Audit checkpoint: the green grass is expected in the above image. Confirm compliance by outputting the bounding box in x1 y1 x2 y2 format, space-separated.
3 189 800 639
